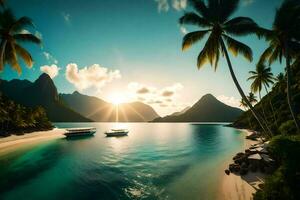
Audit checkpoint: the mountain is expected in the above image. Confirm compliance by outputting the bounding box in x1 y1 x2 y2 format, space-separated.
152 94 243 122
0 74 91 122
170 106 191 117
60 92 160 122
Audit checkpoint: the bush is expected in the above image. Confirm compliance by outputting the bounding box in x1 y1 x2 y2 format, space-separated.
254 135 300 200
279 120 297 135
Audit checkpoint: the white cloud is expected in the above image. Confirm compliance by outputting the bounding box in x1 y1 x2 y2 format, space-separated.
155 0 187 12
62 12 71 24
128 82 183 108
217 95 241 109
180 26 188 34
172 0 187 11
66 63 121 92
40 64 60 79
42 51 58 64
155 0 169 12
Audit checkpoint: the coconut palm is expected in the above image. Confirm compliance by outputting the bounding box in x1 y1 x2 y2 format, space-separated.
240 98 253 129
0 9 41 74
179 0 269 133
248 63 277 127
247 92 258 106
258 0 300 131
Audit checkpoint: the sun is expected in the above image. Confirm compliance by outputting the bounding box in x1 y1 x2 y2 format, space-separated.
108 93 127 105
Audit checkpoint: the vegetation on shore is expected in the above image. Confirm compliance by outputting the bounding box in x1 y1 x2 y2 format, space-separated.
0 94 52 137
0 1 53 136
180 0 300 199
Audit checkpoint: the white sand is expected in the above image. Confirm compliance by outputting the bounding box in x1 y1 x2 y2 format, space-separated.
0 128 65 156
218 130 265 200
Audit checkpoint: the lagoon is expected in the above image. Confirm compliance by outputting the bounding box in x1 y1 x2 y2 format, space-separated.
0 123 246 200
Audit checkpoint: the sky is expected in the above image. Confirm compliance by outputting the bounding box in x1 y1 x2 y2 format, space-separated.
1 0 284 116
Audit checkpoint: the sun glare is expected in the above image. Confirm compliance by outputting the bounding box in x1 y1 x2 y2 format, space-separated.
109 93 126 105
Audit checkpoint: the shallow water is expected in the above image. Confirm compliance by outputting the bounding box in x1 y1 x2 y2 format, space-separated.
0 123 245 200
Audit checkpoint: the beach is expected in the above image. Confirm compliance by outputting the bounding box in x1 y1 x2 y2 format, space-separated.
0 128 65 156
219 130 266 200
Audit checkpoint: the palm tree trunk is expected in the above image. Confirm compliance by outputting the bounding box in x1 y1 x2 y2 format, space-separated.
264 84 278 128
259 91 269 127
220 38 271 136
0 39 7 71
285 44 300 131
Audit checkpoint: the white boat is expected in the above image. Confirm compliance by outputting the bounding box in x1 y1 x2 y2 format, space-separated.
105 129 129 137
64 127 96 137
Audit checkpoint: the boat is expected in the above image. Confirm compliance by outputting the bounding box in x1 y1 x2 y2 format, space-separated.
64 127 96 137
105 129 129 137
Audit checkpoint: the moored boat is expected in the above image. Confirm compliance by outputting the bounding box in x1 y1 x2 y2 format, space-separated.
105 129 129 137
64 127 96 137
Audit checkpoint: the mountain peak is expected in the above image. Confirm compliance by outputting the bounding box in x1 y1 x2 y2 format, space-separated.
201 94 217 100
73 91 81 95
36 73 52 82
34 73 58 102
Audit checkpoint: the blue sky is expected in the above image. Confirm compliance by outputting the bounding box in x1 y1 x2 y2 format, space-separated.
1 0 284 115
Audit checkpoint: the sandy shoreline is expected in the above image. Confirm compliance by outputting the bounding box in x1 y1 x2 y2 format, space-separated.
218 129 266 200
0 128 66 156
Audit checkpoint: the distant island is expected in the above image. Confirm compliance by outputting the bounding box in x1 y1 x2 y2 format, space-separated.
152 94 243 122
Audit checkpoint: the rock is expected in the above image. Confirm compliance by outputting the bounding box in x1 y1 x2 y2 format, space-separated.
225 169 230 175
249 164 258 172
241 162 248 169
240 168 248 175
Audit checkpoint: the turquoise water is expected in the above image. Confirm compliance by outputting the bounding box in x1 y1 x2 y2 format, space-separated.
0 123 246 200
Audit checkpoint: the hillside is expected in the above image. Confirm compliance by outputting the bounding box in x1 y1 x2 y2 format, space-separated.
152 94 243 122
60 92 160 122
231 65 300 134
0 74 91 122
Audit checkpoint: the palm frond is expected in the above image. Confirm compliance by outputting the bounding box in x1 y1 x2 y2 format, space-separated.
224 16 259 36
223 34 253 61
217 0 239 23
15 44 33 67
258 46 273 65
182 30 209 51
197 33 220 69
14 33 41 44
0 9 16 29
179 12 210 27
10 17 35 32
189 0 209 19
5 42 21 74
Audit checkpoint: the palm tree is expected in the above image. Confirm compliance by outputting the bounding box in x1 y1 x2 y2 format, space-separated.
179 0 269 133
258 0 300 131
248 63 277 127
247 92 258 106
240 98 253 129
0 9 41 74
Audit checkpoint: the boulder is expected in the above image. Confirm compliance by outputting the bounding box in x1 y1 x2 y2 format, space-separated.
225 169 230 175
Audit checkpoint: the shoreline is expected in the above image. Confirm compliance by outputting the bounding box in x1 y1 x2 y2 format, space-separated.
218 129 266 200
0 128 66 156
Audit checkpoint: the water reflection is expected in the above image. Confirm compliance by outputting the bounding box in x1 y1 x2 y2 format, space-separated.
0 123 246 200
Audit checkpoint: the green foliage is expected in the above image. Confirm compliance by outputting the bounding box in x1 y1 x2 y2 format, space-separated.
0 94 52 136
254 135 300 200
279 120 298 135
233 62 300 136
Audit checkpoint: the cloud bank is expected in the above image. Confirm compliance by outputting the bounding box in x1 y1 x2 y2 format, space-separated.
128 82 183 108
217 95 241 109
66 63 121 91
40 64 60 79
155 0 187 12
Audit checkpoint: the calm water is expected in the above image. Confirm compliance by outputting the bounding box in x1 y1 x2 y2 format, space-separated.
0 123 246 200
